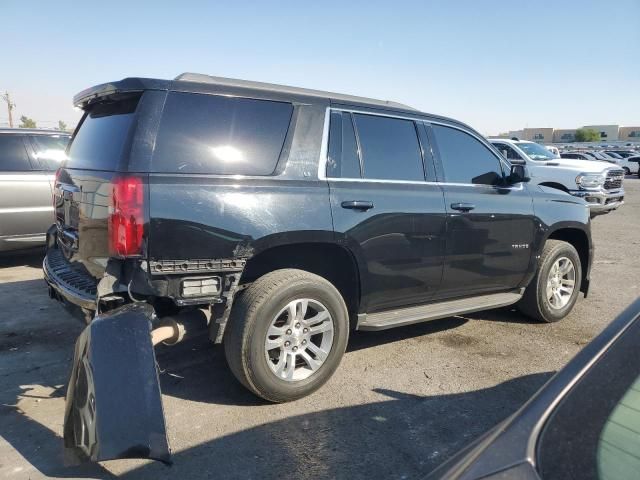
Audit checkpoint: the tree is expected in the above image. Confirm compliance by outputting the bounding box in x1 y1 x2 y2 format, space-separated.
58 120 68 131
19 115 36 128
574 128 600 142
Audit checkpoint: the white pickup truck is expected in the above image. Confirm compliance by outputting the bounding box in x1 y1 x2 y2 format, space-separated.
489 138 624 216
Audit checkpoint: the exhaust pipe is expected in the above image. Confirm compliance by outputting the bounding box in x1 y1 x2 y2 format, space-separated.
151 309 207 346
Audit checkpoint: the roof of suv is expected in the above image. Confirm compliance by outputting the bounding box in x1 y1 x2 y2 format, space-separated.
73 73 477 135
0 128 69 136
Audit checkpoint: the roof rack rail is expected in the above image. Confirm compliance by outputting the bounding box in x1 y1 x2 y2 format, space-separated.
173 72 417 111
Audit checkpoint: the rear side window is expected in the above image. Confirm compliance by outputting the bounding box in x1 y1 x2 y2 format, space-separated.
353 114 424 181
152 92 293 175
29 135 70 170
66 97 139 170
327 111 361 178
432 125 504 185
0 135 31 171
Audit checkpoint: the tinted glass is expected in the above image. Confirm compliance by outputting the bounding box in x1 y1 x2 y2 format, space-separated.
153 92 293 175
66 97 139 170
29 134 70 170
327 112 361 178
353 114 424 181
432 125 503 185
0 135 31 171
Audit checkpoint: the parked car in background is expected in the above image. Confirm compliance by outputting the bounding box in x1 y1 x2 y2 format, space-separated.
427 297 640 480
46 74 594 463
561 151 596 161
0 129 70 252
605 150 637 158
614 154 640 176
589 151 620 165
489 139 625 216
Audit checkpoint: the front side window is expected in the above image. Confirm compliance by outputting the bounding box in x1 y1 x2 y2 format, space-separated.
327 111 361 178
493 142 523 161
353 113 424 181
432 125 503 185
0 135 31 171
153 92 293 175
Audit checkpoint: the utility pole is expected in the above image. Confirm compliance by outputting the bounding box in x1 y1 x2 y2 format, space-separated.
1 91 16 128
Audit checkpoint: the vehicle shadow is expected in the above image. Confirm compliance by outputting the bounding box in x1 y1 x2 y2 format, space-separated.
123 373 554 479
0 251 45 268
154 316 470 406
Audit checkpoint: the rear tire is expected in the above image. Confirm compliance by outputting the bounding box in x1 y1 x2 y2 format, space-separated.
518 240 582 323
224 269 349 402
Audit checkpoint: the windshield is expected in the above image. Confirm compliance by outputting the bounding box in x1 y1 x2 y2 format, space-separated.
517 142 557 161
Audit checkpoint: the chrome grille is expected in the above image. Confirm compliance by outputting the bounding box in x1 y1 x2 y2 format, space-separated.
604 170 624 191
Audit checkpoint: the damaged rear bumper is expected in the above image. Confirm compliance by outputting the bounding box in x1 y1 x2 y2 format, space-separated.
63 303 171 464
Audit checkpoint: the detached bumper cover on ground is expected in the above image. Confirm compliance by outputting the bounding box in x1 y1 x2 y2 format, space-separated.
63 303 171 464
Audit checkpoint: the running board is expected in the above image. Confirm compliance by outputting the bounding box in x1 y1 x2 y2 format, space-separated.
357 290 524 331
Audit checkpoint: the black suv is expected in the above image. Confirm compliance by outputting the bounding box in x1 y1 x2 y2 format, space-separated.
44 74 592 461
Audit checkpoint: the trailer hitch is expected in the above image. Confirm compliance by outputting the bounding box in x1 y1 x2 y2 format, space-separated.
63 303 171 464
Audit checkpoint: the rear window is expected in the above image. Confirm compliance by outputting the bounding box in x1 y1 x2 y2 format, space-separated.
0 135 31 171
29 134 70 170
66 97 139 170
152 92 293 175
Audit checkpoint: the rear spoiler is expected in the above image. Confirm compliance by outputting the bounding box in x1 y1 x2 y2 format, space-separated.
73 78 170 109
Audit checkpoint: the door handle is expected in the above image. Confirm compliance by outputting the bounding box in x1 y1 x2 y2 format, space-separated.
450 202 475 212
341 200 374 211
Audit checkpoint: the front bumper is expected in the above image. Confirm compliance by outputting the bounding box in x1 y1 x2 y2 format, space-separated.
569 188 624 216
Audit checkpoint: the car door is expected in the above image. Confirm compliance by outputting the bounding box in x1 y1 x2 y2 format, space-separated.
325 109 446 313
428 124 536 299
0 134 54 251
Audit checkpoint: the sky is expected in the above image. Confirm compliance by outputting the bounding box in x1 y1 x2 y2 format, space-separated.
2 0 639 135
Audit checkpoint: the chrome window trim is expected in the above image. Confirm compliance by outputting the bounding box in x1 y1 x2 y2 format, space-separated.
318 106 516 188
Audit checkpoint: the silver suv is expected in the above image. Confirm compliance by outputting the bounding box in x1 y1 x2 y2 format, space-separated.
0 128 70 252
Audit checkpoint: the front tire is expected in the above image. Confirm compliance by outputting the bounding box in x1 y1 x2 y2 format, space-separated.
518 240 582 323
224 269 349 402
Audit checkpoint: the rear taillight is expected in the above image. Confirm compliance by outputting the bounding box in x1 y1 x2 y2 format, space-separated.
109 176 144 257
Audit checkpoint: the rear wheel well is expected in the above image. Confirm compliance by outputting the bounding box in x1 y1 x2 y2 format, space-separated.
539 182 569 193
239 243 360 328
547 228 589 292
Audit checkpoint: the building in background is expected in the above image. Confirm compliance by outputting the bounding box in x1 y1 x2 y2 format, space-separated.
508 130 524 139
523 128 554 143
492 125 640 144
618 126 640 142
553 129 577 143
582 125 619 141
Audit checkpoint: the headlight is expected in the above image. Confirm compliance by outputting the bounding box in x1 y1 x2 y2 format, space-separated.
575 173 605 189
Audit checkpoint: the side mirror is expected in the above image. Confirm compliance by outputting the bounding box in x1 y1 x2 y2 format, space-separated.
508 164 530 184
